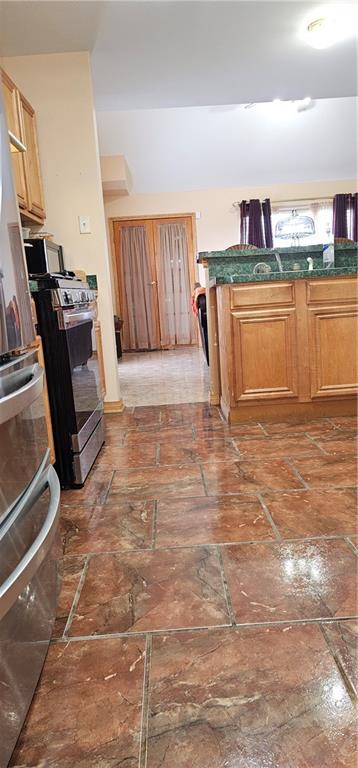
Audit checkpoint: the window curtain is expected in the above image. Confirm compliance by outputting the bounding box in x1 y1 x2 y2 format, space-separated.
333 193 358 240
120 226 157 350
239 198 273 248
156 222 196 346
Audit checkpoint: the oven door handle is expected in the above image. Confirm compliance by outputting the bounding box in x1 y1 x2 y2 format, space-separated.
0 363 43 426
59 307 97 329
0 465 60 621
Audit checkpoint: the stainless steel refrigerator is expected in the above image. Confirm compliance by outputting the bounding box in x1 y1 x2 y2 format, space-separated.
0 84 61 766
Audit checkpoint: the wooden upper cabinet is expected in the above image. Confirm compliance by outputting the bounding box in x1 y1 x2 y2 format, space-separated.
1 68 46 221
19 92 46 220
1 69 27 209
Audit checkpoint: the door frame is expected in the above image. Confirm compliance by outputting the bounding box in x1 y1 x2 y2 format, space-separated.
109 213 198 319
108 213 199 350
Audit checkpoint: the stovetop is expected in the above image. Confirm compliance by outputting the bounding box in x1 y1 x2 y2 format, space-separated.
29 272 98 308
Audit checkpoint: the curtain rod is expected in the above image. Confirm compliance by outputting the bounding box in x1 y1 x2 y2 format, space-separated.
233 196 333 208
272 196 332 204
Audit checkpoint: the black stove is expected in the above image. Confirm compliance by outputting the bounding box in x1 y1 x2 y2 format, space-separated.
30 273 104 488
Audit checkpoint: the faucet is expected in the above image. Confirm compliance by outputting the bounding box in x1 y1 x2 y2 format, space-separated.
306 257 314 271
274 252 283 273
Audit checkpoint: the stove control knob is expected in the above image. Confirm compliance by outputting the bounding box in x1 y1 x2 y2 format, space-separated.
63 291 70 304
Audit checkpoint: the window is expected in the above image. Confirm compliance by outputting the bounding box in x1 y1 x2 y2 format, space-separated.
272 202 333 247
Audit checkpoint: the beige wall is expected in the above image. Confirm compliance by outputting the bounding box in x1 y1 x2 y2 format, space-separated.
105 178 357 254
3 52 121 404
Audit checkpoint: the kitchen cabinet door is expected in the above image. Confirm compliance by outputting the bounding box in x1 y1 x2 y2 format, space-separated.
308 305 358 398
20 92 46 220
232 308 299 401
1 69 27 209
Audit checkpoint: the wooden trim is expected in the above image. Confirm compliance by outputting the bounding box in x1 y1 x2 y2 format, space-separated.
104 399 125 414
109 212 197 224
94 320 106 399
110 219 121 316
30 335 56 464
227 398 357 424
204 263 221 405
20 209 45 225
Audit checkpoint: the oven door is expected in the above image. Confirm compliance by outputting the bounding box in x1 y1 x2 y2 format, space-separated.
61 306 103 451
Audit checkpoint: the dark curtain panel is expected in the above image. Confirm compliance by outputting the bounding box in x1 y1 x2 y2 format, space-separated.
248 199 265 247
240 200 249 242
333 193 358 239
351 193 358 241
262 198 273 248
333 194 349 237
239 198 273 247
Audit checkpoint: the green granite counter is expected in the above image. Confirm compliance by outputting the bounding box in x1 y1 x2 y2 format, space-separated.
198 243 358 284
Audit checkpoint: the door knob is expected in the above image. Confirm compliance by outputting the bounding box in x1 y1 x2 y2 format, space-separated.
148 281 157 285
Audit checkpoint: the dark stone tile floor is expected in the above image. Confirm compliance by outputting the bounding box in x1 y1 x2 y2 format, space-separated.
10 406 358 767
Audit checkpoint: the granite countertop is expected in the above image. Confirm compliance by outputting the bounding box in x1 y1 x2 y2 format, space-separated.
198 243 358 284
217 266 357 285
198 243 358 261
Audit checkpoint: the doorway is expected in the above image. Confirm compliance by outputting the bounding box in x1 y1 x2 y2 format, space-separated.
112 215 197 352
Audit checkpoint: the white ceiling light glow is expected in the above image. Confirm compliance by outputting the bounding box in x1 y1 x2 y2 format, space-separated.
271 98 313 115
302 4 358 49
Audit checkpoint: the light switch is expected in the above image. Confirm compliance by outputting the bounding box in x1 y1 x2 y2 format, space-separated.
196 211 201 219
79 215 91 234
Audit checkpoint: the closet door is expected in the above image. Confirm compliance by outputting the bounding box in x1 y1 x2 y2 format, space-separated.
114 221 160 351
153 217 196 347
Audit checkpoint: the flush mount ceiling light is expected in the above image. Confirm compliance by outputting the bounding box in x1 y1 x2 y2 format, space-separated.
302 4 357 49
271 97 313 114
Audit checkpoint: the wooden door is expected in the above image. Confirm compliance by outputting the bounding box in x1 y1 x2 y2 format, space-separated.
1 69 27 209
232 308 298 401
113 220 161 351
152 216 196 347
113 215 196 351
20 92 46 220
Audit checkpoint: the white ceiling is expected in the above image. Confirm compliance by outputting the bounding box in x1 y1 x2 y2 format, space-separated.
97 96 357 193
1 1 357 110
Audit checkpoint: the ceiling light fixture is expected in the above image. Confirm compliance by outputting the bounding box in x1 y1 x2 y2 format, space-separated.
302 4 357 49
271 97 312 114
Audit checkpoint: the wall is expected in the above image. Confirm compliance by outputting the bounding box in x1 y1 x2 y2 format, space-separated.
104 178 357 255
2 52 121 404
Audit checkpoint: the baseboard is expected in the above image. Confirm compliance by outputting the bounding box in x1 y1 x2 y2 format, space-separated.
225 398 358 424
103 399 125 414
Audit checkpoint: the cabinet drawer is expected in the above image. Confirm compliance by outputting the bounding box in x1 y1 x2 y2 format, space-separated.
231 282 294 309
307 278 358 305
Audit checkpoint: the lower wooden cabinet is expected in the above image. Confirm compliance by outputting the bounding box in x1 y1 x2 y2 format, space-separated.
232 309 298 401
216 276 358 421
308 306 358 398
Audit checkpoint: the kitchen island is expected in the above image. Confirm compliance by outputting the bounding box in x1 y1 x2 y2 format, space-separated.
198 243 358 423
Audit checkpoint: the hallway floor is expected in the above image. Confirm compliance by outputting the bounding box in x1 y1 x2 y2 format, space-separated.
10 406 357 768
118 346 210 406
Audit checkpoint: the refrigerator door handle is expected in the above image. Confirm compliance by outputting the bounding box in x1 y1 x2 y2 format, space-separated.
0 465 60 621
0 362 43 426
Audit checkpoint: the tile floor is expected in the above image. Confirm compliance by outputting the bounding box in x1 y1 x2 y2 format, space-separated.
118 346 210 406
10 406 358 768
